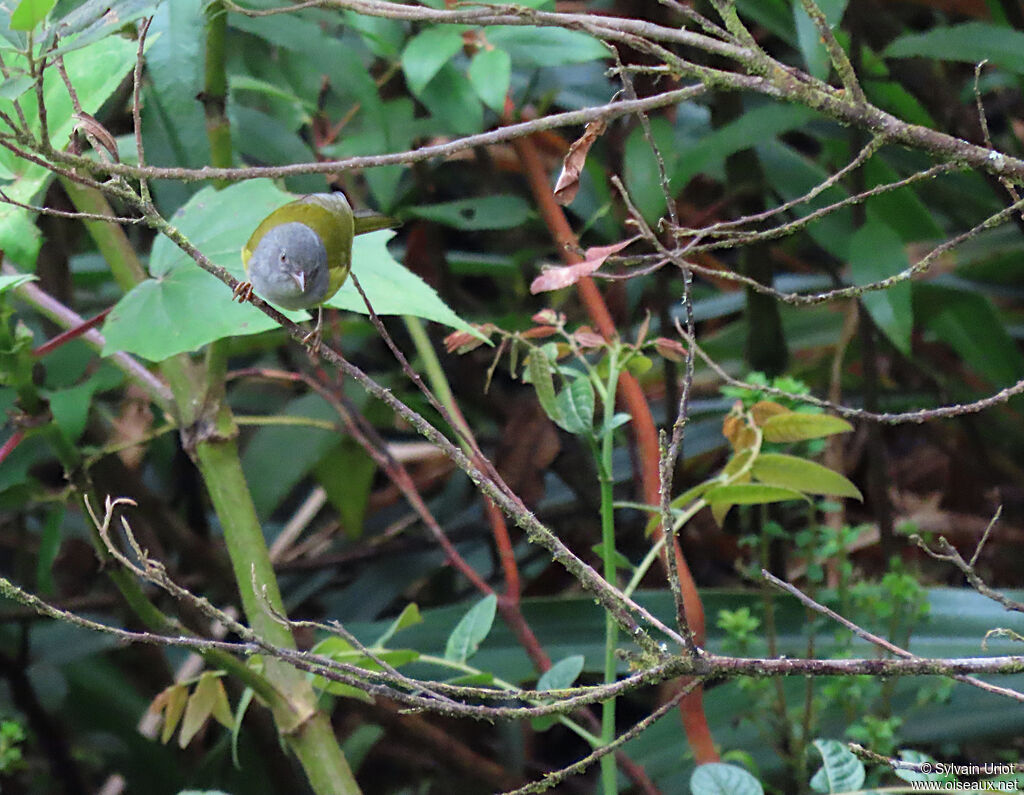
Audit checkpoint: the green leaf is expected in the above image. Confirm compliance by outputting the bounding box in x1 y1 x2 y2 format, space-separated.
444 593 497 663
314 441 376 539
0 274 35 293
554 375 594 435
760 412 853 443
484 26 607 67
10 0 55 31
401 25 465 96
809 739 866 793
241 392 339 519
893 750 951 783
793 0 849 80
598 411 631 440
405 195 531 230
44 364 123 444
158 683 188 745
690 762 764 795
849 221 913 355
751 454 862 500
623 118 679 225
590 542 634 572
0 35 137 267
704 483 809 506
102 181 480 361
179 673 225 748
468 47 510 113
885 22 1024 75
35 505 63 596
915 283 1024 388
417 62 483 135
0 74 32 101
675 104 819 189
536 655 584 691
47 0 160 55
526 349 564 428
374 603 423 647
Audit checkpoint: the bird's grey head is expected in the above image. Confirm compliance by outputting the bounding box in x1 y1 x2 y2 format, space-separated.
248 222 329 310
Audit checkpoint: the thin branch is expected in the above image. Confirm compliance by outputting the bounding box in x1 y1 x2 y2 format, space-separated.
763 570 1024 702
681 328 1024 425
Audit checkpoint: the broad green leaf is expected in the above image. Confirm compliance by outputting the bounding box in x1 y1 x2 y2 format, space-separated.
45 363 123 444
242 392 339 519
690 762 764 795
915 283 1024 388
374 603 423 647
444 593 497 663
554 375 594 435
10 0 55 31
675 104 819 189
536 655 585 691
885 23 1024 74
708 481 802 506
46 0 159 55
751 454 862 500
138 0 207 212
417 62 483 136
0 74 32 101
0 35 138 267
893 750 951 783
484 26 607 67
526 349 564 428
231 105 323 195
404 195 530 230
468 47 510 113
624 118 678 225
401 25 465 96
704 483 809 506
863 158 942 242
343 10 405 59
760 412 853 443
0 274 35 293
793 0 849 80
314 441 376 539
809 739 865 793
849 221 912 355
102 181 480 361
756 139 853 259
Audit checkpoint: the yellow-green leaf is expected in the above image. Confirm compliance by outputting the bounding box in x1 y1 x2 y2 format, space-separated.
760 412 853 442
704 483 809 506
179 673 222 748
751 453 863 500
208 677 233 729
150 683 188 745
11 0 56 31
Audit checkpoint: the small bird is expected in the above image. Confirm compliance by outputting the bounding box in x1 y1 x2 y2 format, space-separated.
233 192 396 350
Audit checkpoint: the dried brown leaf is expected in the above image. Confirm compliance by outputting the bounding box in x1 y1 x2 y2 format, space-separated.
553 118 607 205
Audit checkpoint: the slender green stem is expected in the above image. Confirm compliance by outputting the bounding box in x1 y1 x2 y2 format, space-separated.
596 350 622 795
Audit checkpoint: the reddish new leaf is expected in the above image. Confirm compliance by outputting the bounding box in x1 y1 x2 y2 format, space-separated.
530 236 639 294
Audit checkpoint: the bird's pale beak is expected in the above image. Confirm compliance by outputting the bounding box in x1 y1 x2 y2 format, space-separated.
290 271 306 292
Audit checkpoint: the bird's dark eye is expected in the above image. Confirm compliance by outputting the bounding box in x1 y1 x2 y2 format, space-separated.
279 253 287 263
